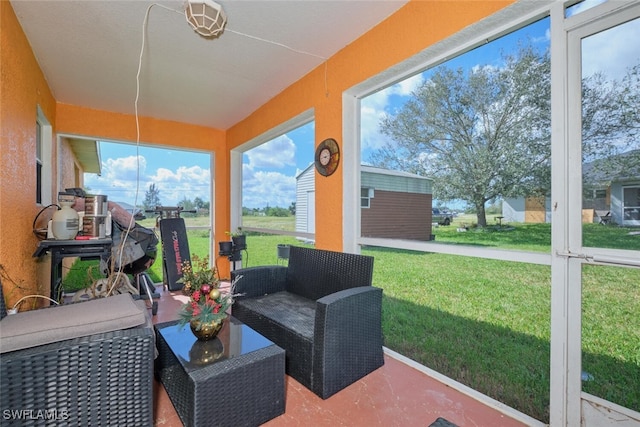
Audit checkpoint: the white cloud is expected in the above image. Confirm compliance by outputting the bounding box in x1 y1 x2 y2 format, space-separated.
84 155 211 206
241 134 301 208
242 169 296 209
103 155 146 182
150 165 211 204
566 0 607 16
360 16 638 163
360 98 388 153
582 18 639 81
84 155 148 203
246 135 296 169
361 73 425 156
394 73 424 96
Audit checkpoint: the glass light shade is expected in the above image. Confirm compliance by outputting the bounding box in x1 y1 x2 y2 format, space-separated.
185 0 227 38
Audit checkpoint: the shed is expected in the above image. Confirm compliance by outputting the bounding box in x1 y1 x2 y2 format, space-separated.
296 165 434 240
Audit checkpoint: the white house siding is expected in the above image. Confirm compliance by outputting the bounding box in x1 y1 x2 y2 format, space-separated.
613 180 640 226
503 198 526 223
296 165 315 233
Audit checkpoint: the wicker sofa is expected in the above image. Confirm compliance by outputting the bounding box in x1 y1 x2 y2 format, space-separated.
231 246 384 399
0 283 155 426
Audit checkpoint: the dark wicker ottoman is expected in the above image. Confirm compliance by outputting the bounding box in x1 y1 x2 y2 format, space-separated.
155 318 285 427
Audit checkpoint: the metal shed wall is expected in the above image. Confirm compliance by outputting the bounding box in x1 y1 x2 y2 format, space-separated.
296 165 315 233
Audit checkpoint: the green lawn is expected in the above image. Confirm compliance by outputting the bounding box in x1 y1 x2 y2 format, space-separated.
63 218 640 423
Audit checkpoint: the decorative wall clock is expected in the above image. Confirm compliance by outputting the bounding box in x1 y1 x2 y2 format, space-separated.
314 138 340 177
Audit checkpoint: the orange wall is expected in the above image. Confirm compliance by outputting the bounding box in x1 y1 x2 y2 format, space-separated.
227 0 513 251
1 0 58 306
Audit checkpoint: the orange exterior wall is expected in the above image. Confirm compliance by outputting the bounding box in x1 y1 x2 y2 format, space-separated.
1 0 59 306
227 0 513 251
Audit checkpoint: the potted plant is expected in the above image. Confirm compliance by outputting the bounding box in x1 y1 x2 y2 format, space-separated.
226 227 246 251
218 240 233 256
277 244 290 260
176 255 236 340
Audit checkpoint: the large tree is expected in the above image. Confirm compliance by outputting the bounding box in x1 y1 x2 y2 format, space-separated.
142 183 162 211
371 46 639 226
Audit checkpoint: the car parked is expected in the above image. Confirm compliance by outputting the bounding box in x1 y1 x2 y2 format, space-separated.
432 208 453 226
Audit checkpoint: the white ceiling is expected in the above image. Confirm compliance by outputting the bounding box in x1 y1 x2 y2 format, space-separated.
11 0 408 130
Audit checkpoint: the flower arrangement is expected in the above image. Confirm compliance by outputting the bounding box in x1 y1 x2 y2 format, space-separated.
225 227 247 251
177 285 234 331
176 255 236 332
178 254 218 295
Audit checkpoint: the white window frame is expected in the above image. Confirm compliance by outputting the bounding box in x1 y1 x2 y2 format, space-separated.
231 109 316 240
360 187 373 208
36 106 53 205
560 4 640 426
343 1 640 426
622 185 640 226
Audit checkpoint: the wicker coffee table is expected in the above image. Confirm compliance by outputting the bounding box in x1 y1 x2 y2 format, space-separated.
155 317 285 427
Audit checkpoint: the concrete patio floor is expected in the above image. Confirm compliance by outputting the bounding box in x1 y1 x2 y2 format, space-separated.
149 286 541 427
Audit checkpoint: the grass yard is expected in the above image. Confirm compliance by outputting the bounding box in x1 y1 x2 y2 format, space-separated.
364 246 639 422
62 217 640 423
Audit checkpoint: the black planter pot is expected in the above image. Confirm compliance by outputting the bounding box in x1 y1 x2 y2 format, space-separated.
232 235 247 251
277 244 290 260
219 241 233 256
228 250 242 262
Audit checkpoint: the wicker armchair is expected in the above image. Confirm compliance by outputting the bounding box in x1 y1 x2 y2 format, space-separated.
0 283 154 426
231 246 384 399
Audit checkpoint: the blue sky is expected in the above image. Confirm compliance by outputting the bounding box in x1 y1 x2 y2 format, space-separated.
241 122 315 209
85 0 637 210
85 142 211 207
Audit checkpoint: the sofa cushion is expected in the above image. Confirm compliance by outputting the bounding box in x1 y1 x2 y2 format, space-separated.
0 293 147 353
234 291 316 340
233 291 316 389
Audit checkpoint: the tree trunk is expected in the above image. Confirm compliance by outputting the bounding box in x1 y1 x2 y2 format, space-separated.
476 203 487 227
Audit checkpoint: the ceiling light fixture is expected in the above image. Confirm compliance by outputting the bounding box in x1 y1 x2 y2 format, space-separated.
184 0 227 38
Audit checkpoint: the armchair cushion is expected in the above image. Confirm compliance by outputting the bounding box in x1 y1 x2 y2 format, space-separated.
0 293 147 353
235 291 316 340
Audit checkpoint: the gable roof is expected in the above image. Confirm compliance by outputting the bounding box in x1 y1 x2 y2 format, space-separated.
583 149 640 185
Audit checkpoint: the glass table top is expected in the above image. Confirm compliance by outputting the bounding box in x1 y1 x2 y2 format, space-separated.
158 317 274 372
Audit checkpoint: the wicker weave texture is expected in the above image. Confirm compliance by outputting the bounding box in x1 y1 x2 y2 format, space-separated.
155 320 286 427
286 246 375 300
232 246 384 399
0 285 154 426
0 329 154 426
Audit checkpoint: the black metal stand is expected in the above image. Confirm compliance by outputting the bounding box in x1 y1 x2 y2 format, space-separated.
219 241 247 273
33 238 113 303
133 272 159 315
